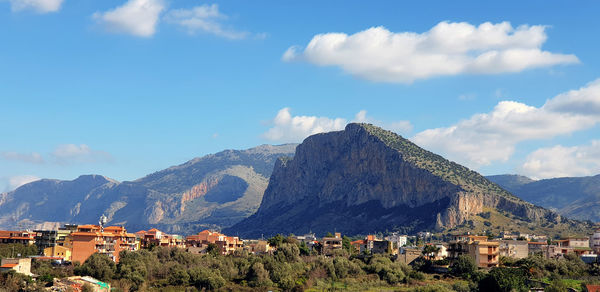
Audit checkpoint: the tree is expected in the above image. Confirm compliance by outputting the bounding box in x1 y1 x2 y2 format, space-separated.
342 236 351 253
422 245 440 261
206 243 221 257
267 234 286 248
449 255 477 279
74 253 116 282
478 267 528 292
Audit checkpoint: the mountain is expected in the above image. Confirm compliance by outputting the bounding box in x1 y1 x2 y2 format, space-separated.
488 174 600 222
0 144 297 234
226 123 591 238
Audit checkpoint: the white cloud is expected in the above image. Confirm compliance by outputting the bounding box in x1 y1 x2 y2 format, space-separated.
93 0 165 37
51 144 113 164
5 175 40 192
164 4 247 39
262 108 347 142
520 141 600 179
262 108 412 142
283 22 579 83
7 0 63 13
1 151 44 164
412 79 600 169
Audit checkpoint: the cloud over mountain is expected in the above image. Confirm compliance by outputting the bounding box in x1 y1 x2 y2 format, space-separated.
283 21 579 83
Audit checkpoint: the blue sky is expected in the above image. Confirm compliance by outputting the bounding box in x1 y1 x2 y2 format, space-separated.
1 0 600 191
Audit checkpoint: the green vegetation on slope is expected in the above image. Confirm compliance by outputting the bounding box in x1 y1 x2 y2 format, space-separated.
361 123 534 204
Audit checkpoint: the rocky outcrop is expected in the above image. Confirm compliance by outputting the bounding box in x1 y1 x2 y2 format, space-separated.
0 144 297 234
226 124 577 238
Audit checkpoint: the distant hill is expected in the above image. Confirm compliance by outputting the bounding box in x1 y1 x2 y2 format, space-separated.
0 144 297 234
226 124 591 238
488 174 600 222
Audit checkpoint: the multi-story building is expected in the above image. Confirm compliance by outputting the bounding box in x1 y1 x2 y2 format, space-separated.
70 225 137 263
186 230 243 255
351 235 393 255
0 230 35 245
498 240 528 259
546 237 593 258
528 242 548 255
385 233 408 249
34 230 58 252
136 228 185 249
591 229 600 255
322 233 343 256
57 224 78 248
448 235 499 268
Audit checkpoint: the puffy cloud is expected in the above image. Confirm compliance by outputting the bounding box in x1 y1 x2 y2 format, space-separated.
262 108 411 142
262 108 346 142
93 0 165 37
412 79 600 169
7 0 63 13
520 141 600 179
1 151 44 164
3 175 40 192
164 4 247 39
283 22 579 83
51 144 113 164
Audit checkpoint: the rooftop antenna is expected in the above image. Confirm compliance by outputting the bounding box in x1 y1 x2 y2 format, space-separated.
99 214 107 232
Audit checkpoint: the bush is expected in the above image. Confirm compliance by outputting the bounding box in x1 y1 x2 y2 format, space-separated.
478 267 528 292
449 255 477 279
74 253 116 282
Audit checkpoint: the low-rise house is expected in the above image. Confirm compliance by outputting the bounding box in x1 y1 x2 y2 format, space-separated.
186 230 243 255
351 235 394 255
0 230 35 245
448 235 499 268
136 228 185 249
0 258 32 276
321 233 343 256
43 245 72 261
243 240 274 254
547 237 593 258
498 240 528 259
398 247 421 265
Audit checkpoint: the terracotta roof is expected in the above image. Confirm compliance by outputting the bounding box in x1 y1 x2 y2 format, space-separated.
586 284 600 292
0 264 18 268
528 242 547 245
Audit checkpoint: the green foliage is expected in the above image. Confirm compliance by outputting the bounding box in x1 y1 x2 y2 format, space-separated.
74 253 116 282
0 243 38 259
449 255 477 279
478 267 528 292
545 279 568 292
205 243 221 257
267 234 286 248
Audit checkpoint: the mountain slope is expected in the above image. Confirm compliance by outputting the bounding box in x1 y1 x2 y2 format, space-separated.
0 144 297 233
488 174 600 222
226 123 590 238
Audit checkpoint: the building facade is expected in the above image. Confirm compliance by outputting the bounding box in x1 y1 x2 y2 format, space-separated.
70 225 137 263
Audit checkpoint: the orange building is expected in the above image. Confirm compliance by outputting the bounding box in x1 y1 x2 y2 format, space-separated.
186 230 242 255
135 228 185 249
448 234 499 268
0 230 35 245
70 225 137 263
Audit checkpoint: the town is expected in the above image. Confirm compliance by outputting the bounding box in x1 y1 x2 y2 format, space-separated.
1 216 599 291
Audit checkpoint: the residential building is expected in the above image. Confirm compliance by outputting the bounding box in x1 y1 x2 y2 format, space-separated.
398 248 421 265
34 230 59 252
351 235 393 255
448 235 499 268
592 229 600 254
243 240 274 254
43 245 72 261
136 228 185 249
385 233 408 249
0 258 32 276
57 224 78 248
434 243 448 260
0 230 35 245
528 242 548 255
186 230 242 255
294 233 317 244
70 225 137 263
498 240 528 259
321 232 343 256
549 237 593 257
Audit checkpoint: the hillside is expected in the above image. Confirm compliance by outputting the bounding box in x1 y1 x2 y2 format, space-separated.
0 144 297 234
226 123 591 238
488 174 600 222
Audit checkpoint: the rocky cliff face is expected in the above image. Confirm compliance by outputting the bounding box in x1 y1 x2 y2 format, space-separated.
226 124 585 238
0 144 297 234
